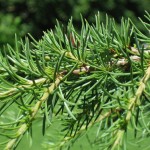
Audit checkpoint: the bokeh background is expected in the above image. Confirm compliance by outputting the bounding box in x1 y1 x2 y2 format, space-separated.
0 0 150 48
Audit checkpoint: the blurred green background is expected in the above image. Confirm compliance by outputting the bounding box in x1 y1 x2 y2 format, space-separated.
16 117 150 150
0 0 150 48
0 0 150 149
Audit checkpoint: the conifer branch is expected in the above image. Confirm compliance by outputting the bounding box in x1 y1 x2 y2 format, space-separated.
59 110 112 148
0 78 46 98
112 65 150 150
3 66 92 149
0 12 149 150
4 76 63 150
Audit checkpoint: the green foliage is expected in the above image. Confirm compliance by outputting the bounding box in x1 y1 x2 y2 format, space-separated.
0 0 149 48
0 12 150 150
0 13 30 48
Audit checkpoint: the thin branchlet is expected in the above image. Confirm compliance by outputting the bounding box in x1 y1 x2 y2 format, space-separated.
4 76 63 150
112 65 150 150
